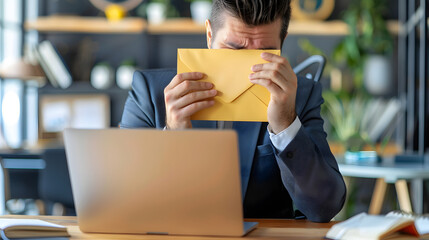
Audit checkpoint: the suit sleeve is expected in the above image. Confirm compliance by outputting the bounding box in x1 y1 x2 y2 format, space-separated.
274 80 346 223
120 71 158 129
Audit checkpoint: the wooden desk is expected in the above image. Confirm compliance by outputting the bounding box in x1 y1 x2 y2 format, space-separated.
0 215 335 239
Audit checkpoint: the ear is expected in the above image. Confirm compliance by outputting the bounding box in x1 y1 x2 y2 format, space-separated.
284 32 288 41
280 32 288 49
205 19 213 49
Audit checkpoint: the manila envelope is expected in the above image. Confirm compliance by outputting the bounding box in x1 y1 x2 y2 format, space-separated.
177 49 280 122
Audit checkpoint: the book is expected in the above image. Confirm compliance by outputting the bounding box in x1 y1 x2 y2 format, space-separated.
386 211 429 236
0 218 69 239
36 40 72 89
33 45 59 88
326 212 429 240
360 98 402 143
366 98 401 142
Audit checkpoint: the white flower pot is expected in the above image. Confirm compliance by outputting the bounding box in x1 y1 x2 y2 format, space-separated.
364 55 392 95
190 1 212 25
91 64 114 90
116 65 136 89
147 3 166 24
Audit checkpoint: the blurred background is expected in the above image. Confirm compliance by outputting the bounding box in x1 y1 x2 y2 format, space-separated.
0 0 427 220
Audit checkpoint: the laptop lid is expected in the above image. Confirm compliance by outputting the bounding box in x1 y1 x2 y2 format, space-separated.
64 128 256 237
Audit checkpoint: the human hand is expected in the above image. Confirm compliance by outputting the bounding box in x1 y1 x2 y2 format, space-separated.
249 52 297 134
164 72 217 129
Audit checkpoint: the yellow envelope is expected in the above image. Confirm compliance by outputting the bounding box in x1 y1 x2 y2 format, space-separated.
177 49 280 122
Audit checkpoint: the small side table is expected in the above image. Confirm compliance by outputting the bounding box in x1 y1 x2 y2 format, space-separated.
338 158 429 214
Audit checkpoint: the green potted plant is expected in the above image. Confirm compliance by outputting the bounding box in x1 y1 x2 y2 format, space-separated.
298 0 395 158
187 0 212 25
322 91 378 161
333 0 393 95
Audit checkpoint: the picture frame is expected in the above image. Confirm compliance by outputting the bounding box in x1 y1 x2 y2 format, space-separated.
39 94 110 139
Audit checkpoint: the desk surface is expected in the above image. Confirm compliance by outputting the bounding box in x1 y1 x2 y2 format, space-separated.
0 215 336 239
2 215 429 239
4 215 428 239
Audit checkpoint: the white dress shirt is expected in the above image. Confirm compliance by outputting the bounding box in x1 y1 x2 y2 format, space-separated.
268 116 301 152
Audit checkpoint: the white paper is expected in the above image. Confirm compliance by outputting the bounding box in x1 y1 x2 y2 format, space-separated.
0 219 66 229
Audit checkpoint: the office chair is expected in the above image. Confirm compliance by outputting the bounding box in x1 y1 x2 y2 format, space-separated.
293 55 326 83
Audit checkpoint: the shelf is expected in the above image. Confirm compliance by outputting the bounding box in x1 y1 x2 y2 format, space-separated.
146 19 400 35
26 16 400 36
147 19 399 36
38 81 129 95
289 20 399 36
25 16 146 33
147 18 206 34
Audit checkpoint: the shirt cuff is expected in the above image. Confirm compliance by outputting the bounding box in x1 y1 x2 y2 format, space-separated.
268 117 302 152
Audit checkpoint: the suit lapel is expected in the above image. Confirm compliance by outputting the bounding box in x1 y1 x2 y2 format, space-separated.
233 121 261 200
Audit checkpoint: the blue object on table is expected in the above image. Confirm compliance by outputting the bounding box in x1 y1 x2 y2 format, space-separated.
344 151 379 164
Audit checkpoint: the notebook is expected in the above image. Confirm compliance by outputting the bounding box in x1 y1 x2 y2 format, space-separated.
326 212 429 240
386 211 429 236
63 128 258 237
0 219 69 239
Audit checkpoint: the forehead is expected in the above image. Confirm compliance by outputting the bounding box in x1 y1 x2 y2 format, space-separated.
213 14 282 50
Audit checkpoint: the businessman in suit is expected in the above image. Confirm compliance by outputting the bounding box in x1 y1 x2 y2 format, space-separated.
121 0 346 222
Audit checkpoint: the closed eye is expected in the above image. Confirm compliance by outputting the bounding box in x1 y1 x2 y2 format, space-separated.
225 42 245 49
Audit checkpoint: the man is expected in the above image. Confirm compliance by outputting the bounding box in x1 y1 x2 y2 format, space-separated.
121 0 346 222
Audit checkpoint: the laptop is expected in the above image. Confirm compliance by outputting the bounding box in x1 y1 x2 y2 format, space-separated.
63 128 258 237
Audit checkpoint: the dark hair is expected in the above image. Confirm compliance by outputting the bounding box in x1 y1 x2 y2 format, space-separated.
209 0 292 46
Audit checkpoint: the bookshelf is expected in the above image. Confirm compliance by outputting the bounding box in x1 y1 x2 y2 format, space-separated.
26 16 400 36
25 16 146 34
147 18 206 34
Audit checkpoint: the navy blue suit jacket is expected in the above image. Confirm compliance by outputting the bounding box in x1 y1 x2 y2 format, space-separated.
120 69 346 222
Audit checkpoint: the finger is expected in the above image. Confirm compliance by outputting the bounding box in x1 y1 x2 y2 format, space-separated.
251 62 288 74
260 52 290 64
255 53 297 90
172 80 214 99
249 71 288 91
165 72 204 91
173 89 217 109
259 53 295 77
250 79 283 96
177 100 215 118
